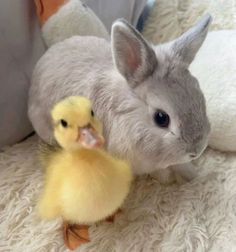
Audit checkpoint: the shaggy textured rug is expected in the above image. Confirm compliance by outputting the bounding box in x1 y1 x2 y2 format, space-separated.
1 1 236 252
1 136 236 252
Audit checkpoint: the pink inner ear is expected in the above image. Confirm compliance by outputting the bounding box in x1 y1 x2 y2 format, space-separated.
124 37 142 74
126 43 141 73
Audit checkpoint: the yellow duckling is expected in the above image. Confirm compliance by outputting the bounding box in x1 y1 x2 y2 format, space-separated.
38 96 132 250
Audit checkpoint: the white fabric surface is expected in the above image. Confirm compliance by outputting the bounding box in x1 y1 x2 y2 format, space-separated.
143 0 236 43
1 136 236 252
190 30 236 152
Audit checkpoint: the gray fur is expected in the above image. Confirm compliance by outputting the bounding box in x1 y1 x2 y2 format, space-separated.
28 15 211 176
170 14 212 65
112 19 157 86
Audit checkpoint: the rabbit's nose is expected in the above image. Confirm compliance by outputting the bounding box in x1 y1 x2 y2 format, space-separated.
189 139 208 158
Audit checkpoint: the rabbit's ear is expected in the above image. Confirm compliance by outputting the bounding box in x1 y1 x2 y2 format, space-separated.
171 14 212 66
111 19 157 87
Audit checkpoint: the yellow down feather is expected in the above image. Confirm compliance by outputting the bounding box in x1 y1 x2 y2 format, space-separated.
38 96 133 224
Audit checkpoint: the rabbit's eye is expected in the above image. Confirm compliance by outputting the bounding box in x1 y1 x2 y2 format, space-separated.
91 110 94 117
60 119 68 128
154 110 170 128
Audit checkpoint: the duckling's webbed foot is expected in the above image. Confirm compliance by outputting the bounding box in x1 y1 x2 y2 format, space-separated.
63 222 90 250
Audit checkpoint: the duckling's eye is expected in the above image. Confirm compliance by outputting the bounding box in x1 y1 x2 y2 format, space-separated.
91 110 94 117
60 119 68 128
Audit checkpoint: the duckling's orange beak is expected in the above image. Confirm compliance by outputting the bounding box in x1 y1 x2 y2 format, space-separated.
78 126 104 149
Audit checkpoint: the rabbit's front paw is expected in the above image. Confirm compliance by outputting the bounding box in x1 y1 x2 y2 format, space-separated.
171 162 198 184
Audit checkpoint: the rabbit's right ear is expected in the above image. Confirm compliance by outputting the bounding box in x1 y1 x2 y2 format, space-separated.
111 19 157 87
170 14 212 66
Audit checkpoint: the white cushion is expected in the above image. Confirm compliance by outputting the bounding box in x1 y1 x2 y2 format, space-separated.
190 30 236 152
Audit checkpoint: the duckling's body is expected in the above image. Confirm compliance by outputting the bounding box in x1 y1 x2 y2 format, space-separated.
39 147 132 224
38 96 132 249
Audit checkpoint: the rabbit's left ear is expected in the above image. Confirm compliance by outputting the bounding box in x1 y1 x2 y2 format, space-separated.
111 19 157 87
170 14 212 66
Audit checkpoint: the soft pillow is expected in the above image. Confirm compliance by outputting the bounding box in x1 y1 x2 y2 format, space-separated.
190 30 236 152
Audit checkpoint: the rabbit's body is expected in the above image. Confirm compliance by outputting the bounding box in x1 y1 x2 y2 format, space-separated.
29 17 211 177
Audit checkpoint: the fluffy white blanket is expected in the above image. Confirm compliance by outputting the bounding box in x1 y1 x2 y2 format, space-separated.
1 1 236 251
1 136 236 252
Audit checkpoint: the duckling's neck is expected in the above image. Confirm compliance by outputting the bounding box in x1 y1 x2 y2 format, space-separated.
65 146 101 158
64 145 84 152
67 148 104 166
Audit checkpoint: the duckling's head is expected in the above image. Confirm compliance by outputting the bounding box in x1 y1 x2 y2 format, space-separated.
51 96 104 150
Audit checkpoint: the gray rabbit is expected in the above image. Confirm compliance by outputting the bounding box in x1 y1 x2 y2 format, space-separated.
28 15 211 182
